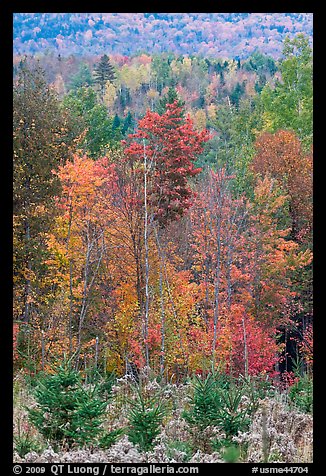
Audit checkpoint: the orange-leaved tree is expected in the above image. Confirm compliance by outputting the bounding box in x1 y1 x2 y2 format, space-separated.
45 154 118 368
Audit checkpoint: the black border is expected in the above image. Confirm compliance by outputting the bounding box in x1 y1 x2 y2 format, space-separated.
2 2 321 474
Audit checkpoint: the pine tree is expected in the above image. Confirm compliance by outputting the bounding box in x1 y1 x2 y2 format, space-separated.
93 54 116 102
28 360 107 448
112 113 121 130
68 62 93 91
157 87 185 116
122 111 135 135
127 384 166 451
112 114 122 142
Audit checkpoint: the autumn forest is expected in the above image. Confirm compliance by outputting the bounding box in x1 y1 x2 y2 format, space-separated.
13 13 313 465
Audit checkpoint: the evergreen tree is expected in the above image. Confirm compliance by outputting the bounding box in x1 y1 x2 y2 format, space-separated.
68 62 93 91
267 57 277 75
151 55 172 93
127 384 166 451
229 82 246 108
255 74 267 94
157 87 185 116
28 360 107 448
112 113 121 130
219 70 225 86
122 111 135 135
111 114 123 142
93 54 116 101
62 87 119 157
198 98 260 196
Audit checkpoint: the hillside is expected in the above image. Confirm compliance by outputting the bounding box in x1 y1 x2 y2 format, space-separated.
13 12 313 59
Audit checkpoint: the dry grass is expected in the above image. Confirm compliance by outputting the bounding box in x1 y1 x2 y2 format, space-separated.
234 396 313 463
13 375 313 463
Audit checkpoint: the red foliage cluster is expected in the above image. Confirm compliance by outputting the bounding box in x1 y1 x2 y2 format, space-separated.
124 101 210 227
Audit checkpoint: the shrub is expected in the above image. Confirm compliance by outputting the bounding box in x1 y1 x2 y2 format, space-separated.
126 383 166 451
240 374 275 414
183 374 251 439
165 440 193 462
101 372 116 393
14 419 44 457
286 356 313 414
221 444 241 463
234 397 313 463
288 373 313 413
182 375 219 430
98 428 124 449
214 384 251 438
28 359 107 449
92 370 116 401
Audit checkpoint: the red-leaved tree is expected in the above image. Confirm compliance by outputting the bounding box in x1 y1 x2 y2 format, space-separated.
123 100 210 227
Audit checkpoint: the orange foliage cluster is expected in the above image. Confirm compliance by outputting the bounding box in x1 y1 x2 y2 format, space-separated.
252 130 312 242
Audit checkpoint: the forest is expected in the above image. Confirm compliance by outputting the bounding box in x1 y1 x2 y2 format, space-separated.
13 20 313 465
13 13 313 58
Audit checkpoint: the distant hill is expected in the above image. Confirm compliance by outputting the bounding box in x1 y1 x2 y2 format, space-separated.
13 13 313 59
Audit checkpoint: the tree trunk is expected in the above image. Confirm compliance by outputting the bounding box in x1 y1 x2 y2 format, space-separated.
143 140 150 368
159 261 165 378
212 190 222 371
95 336 99 369
155 226 187 372
22 219 32 322
66 201 74 358
242 316 248 378
226 244 234 311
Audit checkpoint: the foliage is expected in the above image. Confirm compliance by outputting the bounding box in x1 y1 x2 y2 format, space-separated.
28 359 107 448
124 100 209 227
62 87 120 157
13 59 73 323
165 440 193 462
234 396 313 463
13 30 313 437
13 14 312 59
14 373 313 462
214 384 251 438
220 444 241 463
198 98 258 197
298 324 313 368
252 130 312 241
98 429 124 449
260 34 312 148
68 63 94 91
157 87 185 115
183 374 251 439
183 375 222 430
97 372 117 401
14 425 44 458
126 383 167 451
243 52 277 75
288 373 313 414
93 54 116 100
240 375 276 413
